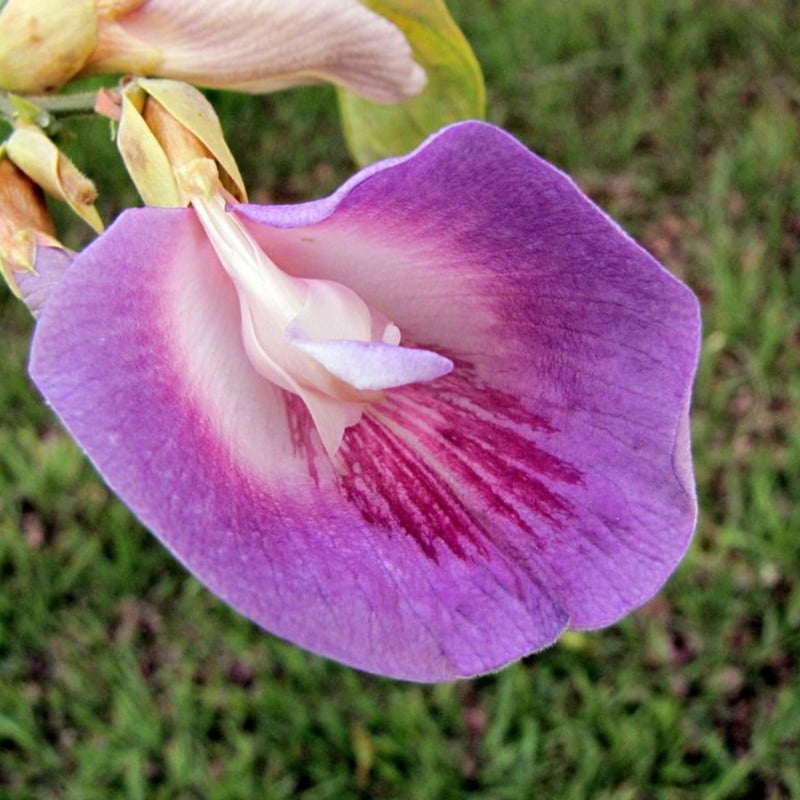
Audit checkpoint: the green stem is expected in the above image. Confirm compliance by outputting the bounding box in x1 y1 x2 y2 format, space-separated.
23 91 100 115
0 90 100 128
0 92 14 125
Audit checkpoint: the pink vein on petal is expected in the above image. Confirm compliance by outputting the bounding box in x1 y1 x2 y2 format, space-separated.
331 355 584 562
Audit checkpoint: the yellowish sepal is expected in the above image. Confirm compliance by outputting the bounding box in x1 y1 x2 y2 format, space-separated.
0 228 64 298
115 79 246 208
138 79 246 202
0 155 63 298
117 87 183 207
5 126 103 233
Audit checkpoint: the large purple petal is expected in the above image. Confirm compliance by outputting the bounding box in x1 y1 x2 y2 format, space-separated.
237 122 700 626
29 122 700 681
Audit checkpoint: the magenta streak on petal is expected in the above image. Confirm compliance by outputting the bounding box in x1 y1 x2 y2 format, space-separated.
284 393 322 487
335 356 583 562
339 414 480 561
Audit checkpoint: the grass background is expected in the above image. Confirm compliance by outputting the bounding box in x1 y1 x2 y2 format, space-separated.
1 0 799 797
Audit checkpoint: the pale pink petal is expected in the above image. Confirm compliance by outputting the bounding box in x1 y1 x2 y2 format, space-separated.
88 0 425 104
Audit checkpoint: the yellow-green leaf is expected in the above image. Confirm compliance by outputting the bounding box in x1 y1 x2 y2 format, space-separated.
337 0 485 166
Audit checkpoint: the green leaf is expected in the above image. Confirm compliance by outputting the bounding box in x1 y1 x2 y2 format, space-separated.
337 0 485 166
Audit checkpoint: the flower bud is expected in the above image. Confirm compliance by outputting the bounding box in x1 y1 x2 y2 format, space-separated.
0 155 63 296
0 0 97 93
5 125 103 233
110 78 246 207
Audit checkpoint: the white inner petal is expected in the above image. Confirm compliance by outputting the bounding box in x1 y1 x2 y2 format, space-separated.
190 191 452 458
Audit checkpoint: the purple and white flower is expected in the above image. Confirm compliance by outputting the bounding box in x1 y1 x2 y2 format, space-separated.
27 122 700 681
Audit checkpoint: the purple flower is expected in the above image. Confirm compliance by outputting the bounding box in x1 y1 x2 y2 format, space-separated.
27 122 700 681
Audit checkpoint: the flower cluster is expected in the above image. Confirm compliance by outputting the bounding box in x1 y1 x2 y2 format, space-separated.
0 0 700 681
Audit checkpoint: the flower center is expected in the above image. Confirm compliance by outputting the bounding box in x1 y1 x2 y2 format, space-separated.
189 186 452 459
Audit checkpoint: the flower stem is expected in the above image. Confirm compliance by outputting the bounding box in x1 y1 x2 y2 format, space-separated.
0 90 99 129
